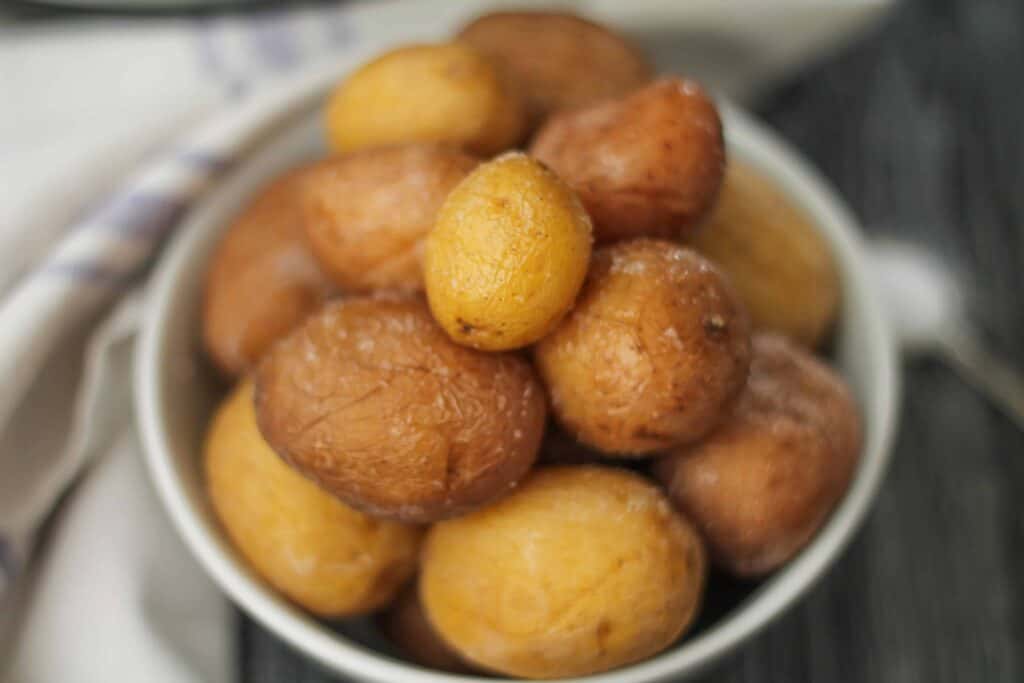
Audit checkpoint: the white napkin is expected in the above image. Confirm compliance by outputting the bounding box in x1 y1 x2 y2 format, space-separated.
0 2 891 680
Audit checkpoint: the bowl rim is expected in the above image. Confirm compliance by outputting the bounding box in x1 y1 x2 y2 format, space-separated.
134 73 900 683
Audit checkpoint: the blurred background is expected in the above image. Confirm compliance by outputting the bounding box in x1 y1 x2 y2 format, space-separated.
1 1 1021 682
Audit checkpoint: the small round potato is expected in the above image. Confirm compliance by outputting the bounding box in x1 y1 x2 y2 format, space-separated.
457 11 651 129
203 164 334 376
534 239 751 455
380 583 474 673
653 333 862 577
420 466 707 679
424 152 593 350
302 144 479 292
325 43 525 155
687 160 841 347
531 78 725 243
204 381 422 616
255 295 546 523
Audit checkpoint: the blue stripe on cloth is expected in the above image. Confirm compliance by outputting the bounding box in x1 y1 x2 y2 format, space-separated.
192 17 248 98
173 148 234 173
41 261 135 285
248 11 301 72
88 192 188 240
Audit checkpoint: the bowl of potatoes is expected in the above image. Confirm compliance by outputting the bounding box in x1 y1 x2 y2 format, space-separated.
135 9 898 683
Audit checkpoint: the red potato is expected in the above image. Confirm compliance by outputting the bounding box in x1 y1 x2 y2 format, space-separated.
531 78 725 243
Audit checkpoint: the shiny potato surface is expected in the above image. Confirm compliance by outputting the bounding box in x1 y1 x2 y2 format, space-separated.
255 295 546 523
531 78 725 243
687 160 840 347
457 10 651 129
654 333 862 577
424 152 593 350
301 144 478 292
325 43 525 155
204 381 422 616
202 164 334 376
420 466 706 679
534 239 751 456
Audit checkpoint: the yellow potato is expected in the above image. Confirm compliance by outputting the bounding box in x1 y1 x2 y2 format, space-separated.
687 161 840 347
420 466 706 679
325 43 525 155
424 152 593 350
204 381 422 617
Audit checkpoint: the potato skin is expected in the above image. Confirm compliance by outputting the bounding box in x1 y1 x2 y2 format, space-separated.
325 43 525 156
653 333 862 577
202 164 334 376
534 239 751 456
530 78 725 243
301 145 478 292
424 152 593 350
255 294 546 523
204 381 422 616
457 11 651 129
380 583 474 673
687 160 840 347
420 466 706 679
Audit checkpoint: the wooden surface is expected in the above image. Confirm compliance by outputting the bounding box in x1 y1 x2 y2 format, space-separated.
239 0 1024 681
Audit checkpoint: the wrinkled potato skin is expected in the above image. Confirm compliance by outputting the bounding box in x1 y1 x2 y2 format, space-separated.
202 164 335 376
687 161 840 347
255 295 546 523
457 11 652 129
380 583 475 673
204 382 422 616
325 43 525 156
420 466 706 679
424 152 593 351
535 240 751 456
531 78 725 243
302 145 479 292
654 333 862 577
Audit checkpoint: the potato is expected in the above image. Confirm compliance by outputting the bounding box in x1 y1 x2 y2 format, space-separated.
255 294 546 523
420 466 706 679
380 583 474 673
457 11 651 129
202 164 334 376
534 239 751 456
301 144 478 292
653 333 862 577
424 152 593 350
204 381 421 616
325 43 525 155
531 78 725 243
687 160 840 347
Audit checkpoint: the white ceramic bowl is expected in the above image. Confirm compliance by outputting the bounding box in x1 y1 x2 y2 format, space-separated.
135 83 898 681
